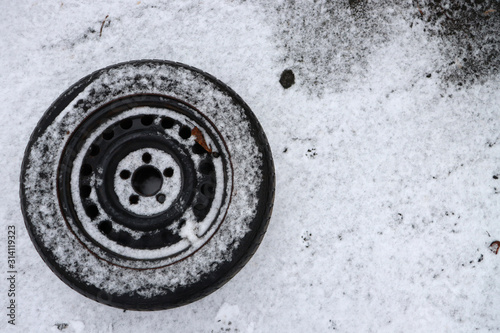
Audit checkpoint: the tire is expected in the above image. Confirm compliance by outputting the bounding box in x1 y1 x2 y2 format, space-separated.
20 60 275 310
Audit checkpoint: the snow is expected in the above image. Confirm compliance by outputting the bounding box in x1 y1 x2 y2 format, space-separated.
1 0 500 332
112 147 183 216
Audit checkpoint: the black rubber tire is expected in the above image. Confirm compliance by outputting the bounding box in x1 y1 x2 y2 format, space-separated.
20 60 275 310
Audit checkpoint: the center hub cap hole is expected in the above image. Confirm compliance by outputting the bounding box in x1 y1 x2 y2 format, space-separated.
132 165 163 197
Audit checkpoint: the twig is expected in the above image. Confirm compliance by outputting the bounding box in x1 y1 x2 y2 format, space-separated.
99 15 109 37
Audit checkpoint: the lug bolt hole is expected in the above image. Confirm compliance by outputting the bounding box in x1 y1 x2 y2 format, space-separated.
156 193 166 204
120 170 131 179
163 167 174 177
129 195 139 205
142 152 152 164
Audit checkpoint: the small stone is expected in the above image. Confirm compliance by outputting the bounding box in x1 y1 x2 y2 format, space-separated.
279 69 295 89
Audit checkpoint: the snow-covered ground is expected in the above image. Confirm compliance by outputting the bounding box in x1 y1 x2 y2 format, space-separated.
1 0 499 332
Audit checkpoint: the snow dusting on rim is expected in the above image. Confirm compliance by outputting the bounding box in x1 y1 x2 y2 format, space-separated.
112 147 183 216
67 106 232 266
21 61 265 297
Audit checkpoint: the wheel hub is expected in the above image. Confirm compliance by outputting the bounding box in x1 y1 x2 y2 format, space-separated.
115 148 182 216
58 95 233 266
131 165 164 197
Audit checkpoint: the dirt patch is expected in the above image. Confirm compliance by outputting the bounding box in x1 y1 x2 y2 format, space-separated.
413 0 500 85
273 0 499 92
274 1 394 94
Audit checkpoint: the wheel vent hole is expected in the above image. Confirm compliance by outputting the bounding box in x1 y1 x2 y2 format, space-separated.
179 126 191 139
161 230 174 242
141 115 154 126
192 143 206 155
199 162 213 175
194 203 205 211
85 204 99 219
193 202 209 217
89 144 100 156
116 232 132 246
102 130 114 140
161 117 174 129
120 118 133 129
201 183 215 198
81 164 93 176
80 185 91 198
98 220 112 235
